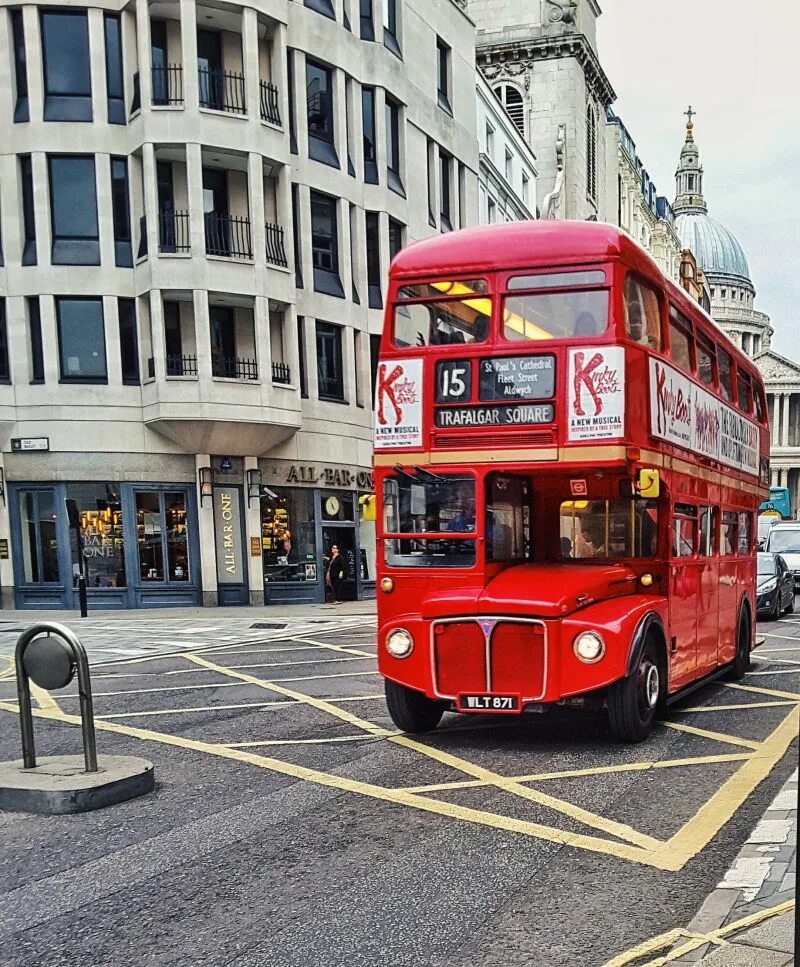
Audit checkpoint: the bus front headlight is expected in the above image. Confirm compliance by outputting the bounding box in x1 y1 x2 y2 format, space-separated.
573 631 605 664
386 628 414 658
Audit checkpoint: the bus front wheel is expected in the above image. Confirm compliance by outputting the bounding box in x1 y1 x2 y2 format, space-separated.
608 638 664 743
385 679 445 733
728 610 751 681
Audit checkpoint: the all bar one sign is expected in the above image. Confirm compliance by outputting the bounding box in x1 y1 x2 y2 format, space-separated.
213 488 244 584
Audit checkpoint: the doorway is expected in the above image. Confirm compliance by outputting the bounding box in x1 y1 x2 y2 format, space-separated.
322 526 357 601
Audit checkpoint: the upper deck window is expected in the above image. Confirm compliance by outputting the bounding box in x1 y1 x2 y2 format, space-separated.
668 306 693 373
503 289 608 342
695 330 717 388
393 280 490 348
736 370 753 414
623 275 661 351
507 270 605 291
718 348 733 402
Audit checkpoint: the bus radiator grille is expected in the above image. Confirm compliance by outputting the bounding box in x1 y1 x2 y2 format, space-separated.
434 623 486 696
490 623 546 699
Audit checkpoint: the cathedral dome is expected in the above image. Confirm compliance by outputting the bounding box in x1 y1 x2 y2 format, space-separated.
675 211 751 283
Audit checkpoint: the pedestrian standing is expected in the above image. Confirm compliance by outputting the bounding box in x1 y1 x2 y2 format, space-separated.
325 544 347 604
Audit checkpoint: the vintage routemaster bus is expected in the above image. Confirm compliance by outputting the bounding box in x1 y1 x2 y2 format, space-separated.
373 221 770 742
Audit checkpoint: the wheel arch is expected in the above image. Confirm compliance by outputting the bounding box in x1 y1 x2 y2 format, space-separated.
625 611 668 680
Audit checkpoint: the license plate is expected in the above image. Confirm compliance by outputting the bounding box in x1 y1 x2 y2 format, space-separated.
456 693 521 713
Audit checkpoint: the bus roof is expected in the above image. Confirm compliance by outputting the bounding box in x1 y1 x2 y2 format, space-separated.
390 220 655 279
389 220 763 386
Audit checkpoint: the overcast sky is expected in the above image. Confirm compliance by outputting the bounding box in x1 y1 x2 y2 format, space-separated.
596 0 800 362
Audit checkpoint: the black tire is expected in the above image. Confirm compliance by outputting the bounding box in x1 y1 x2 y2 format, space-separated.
385 679 445 733
608 637 664 743
728 609 751 680
770 594 781 622
785 592 795 615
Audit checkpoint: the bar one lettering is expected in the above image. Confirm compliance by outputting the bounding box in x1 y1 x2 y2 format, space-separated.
285 465 374 489
220 491 236 575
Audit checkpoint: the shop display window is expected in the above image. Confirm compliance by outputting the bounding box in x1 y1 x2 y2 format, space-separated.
135 490 190 582
262 488 317 582
67 483 126 588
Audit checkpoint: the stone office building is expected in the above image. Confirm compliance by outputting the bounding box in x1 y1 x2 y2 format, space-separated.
0 0 478 609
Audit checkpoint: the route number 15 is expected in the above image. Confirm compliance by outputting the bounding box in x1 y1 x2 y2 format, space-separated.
436 360 471 403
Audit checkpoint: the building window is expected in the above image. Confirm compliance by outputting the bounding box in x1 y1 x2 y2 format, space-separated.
135 490 191 583
362 86 378 184
304 0 335 20
383 0 400 57
370 333 380 405
67 483 126 589
40 10 92 121
316 321 345 401
20 155 36 265
27 297 43 383
359 0 374 40
505 148 513 183
310 191 344 297
427 139 436 226
354 328 363 407
0 299 9 382
111 157 132 268
291 183 303 288
306 59 339 168
388 218 403 262
439 151 453 231
487 197 496 224
56 297 107 382
485 122 494 158
18 490 59 583
586 104 597 201
287 49 298 155
118 298 139 385
48 156 100 265
366 212 382 309
104 14 125 124
436 38 451 113
261 488 317 583
297 316 308 398
522 172 530 206
494 84 524 137
385 95 404 195
10 9 29 122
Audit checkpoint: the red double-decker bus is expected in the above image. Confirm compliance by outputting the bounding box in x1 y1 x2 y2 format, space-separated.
374 221 769 742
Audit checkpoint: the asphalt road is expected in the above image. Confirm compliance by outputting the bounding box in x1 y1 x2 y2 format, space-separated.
0 605 798 967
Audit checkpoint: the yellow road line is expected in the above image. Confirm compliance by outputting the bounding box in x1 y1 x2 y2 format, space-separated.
221 734 394 748
225 656 375 670
403 753 751 794
327 695 385 702
757 657 800 666
30 682 59 712
286 637 376 658
603 898 796 966
748 668 800 677
0 699 659 868
97 699 297 718
679 700 798 714
661 721 762 751
652 707 799 871
725 681 800 701
188 654 662 852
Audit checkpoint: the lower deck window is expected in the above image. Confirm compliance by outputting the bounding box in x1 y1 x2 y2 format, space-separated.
560 499 658 559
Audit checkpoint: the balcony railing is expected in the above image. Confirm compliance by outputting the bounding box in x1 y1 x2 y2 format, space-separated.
259 80 281 125
272 361 291 385
152 64 184 106
212 356 259 380
159 210 191 254
204 212 253 260
265 222 288 267
198 67 246 115
137 215 148 259
166 354 198 377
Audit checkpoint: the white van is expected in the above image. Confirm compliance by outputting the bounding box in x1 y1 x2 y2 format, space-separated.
758 515 780 549
765 523 800 587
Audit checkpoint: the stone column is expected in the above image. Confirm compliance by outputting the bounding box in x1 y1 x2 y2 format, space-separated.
254 295 271 385
149 289 167 378
244 456 264 604
135 0 152 107
88 8 106 122
242 5 260 124
103 297 122 386
141 142 160 258
781 393 791 447
195 453 218 607
185 141 206 255
771 394 780 441
22 6 43 123
248 152 266 268
180 0 198 109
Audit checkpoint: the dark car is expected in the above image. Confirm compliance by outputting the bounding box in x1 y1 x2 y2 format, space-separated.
757 552 795 620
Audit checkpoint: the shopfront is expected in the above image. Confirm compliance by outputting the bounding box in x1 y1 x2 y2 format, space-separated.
259 461 376 605
9 482 201 610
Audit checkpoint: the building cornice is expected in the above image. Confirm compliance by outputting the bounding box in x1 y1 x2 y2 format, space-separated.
478 33 616 106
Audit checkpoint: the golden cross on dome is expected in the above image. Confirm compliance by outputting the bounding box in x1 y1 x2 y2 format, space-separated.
684 105 695 141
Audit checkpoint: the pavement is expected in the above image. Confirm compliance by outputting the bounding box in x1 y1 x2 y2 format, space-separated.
0 602 798 966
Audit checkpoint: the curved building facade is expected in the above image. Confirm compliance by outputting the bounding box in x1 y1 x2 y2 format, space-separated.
0 0 478 608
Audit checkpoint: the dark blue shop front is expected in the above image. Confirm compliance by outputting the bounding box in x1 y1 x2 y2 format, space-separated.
10 481 201 610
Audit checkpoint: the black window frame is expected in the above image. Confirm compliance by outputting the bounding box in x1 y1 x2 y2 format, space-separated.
291 183 303 288
304 0 335 19
118 298 140 385
439 150 453 231
27 296 44 384
48 154 100 266
315 320 345 402
310 190 344 298
10 9 29 123
40 9 93 122
287 48 298 155
385 95 405 196
383 0 401 57
297 316 308 398
0 299 10 383
361 85 378 184
388 217 403 263
436 37 452 114
366 211 382 309
104 13 125 125
56 296 108 384
20 154 36 265
111 156 133 268
306 58 339 168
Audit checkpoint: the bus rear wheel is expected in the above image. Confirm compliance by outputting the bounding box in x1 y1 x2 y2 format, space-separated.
608 639 663 743
385 679 445 733
728 610 751 681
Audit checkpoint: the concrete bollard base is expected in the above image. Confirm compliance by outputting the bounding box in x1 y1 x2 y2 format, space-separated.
0 755 155 814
